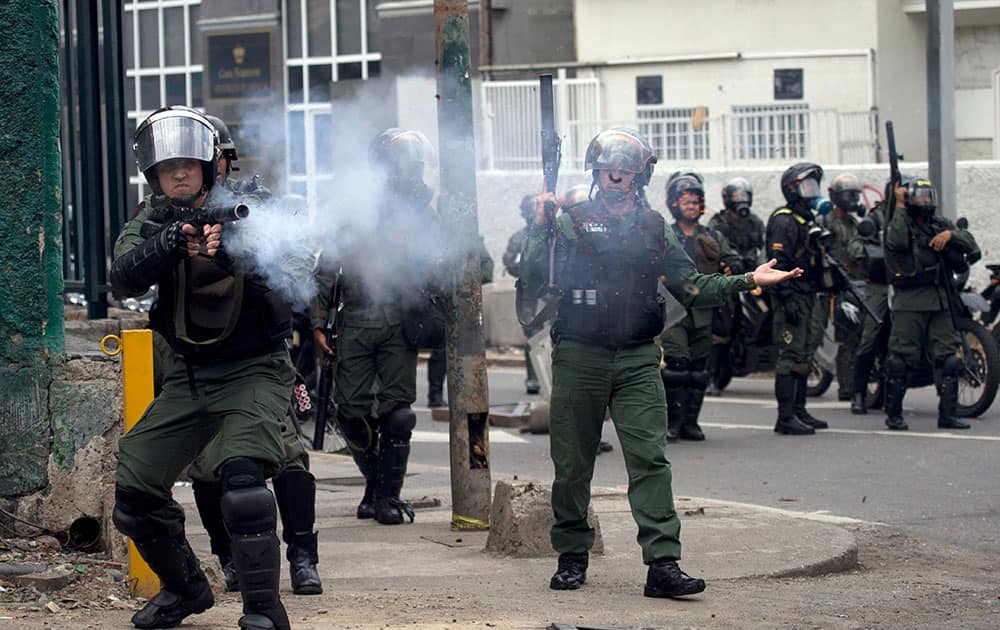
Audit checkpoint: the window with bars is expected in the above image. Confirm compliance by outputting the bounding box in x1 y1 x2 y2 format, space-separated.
730 103 810 161
636 106 710 162
124 0 203 209
283 0 381 209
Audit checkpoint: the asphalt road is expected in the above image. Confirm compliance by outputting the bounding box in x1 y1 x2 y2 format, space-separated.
410 365 1000 559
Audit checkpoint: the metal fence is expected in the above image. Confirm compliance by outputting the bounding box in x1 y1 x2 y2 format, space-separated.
479 77 878 170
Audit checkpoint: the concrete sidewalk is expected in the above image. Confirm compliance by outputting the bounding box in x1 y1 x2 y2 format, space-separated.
174 451 859 629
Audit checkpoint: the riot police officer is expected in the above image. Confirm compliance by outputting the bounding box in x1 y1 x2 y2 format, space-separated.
110 107 293 630
520 128 801 598
766 162 833 435
187 114 322 597
311 128 438 525
883 177 979 430
661 170 741 441
847 189 892 415
822 173 866 401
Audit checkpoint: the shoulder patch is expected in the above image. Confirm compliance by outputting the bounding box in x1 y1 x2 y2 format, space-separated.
771 243 785 251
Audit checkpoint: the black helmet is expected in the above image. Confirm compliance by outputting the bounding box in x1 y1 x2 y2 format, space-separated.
369 127 438 204
780 162 824 206
829 173 863 214
666 172 705 221
722 177 753 217
560 184 592 211
584 128 656 189
519 194 536 221
133 106 220 198
204 114 238 169
904 177 937 218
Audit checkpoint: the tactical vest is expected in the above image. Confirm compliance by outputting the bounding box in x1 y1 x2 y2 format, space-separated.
884 215 941 289
554 201 666 348
673 223 721 275
768 207 828 292
712 211 761 259
859 209 888 285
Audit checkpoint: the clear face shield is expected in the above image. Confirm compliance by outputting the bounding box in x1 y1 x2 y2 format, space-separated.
796 177 821 200
907 186 937 215
382 131 438 204
134 112 216 174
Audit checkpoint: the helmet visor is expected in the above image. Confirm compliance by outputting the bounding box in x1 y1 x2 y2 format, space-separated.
135 114 215 173
729 189 751 204
838 190 861 205
909 186 937 209
587 130 651 173
796 178 821 199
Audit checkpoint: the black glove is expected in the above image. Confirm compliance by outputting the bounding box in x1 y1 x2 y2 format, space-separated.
160 220 191 257
783 300 802 327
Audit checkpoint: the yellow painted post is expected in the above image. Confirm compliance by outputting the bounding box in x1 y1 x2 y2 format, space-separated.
101 329 159 598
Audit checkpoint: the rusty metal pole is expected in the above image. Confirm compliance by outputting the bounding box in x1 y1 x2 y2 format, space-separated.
435 0 492 531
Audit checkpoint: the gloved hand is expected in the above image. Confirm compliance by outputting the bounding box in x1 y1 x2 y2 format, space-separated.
783 299 802 326
159 221 194 258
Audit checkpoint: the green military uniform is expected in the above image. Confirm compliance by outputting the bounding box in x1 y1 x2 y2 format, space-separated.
522 197 755 563
820 211 863 399
660 222 740 439
846 204 890 412
707 209 765 271
883 200 978 429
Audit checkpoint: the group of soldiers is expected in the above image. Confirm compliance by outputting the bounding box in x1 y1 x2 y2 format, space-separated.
106 106 977 630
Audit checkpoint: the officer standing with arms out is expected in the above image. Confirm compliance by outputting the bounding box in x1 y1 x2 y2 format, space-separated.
882 177 979 430
110 107 293 630
822 174 866 401
706 177 764 393
311 128 436 525
661 171 741 442
847 190 892 415
520 128 801 597
766 163 833 435
187 115 322 596
504 195 544 395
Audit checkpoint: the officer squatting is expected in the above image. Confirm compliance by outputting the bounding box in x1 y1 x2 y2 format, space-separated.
108 103 979 629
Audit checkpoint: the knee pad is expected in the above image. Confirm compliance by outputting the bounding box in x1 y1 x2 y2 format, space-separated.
689 370 709 390
662 357 692 387
338 413 375 449
380 406 416 439
940 354 963 377
112 486 168 540
885 354 907 379
219 458 276 535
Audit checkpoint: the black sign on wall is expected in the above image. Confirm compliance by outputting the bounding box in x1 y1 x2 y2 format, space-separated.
208 32 271 99
636 75 663 105
774 68 804 100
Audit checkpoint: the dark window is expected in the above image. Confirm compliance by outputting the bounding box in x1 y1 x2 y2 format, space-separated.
636 76 662 105
308 64 332 101
125 77 136 111
287 0 303 58
288 66 304 104
774 68 804 100
189 5 201 64
367 60 380 78
165 73 186 105
124 10 135 70
164 7 185 66
337 61 362 80
191 71 203 107
139 9 159 68
336 0 362 55
307 0 332 57
366 0 379 52
140 75 160 110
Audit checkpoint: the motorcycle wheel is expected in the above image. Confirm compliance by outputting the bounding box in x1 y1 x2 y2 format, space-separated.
956 318 999 418
806 360 833 397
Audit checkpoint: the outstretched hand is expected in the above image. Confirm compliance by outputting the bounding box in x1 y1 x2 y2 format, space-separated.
751 259 803 288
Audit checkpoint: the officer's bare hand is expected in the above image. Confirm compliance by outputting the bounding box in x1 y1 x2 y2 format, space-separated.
751 259 804 287
534 192 557 225
313 328 335 356
720 261 733 276
930 230 952 251
201 223 223 257
180 224 201 257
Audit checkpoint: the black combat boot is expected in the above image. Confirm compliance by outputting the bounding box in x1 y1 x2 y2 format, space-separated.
883 363 908 431
427 351 447 408
643 558 706 598
524 345 540 394
851 351 875 415
774 374 814 435
679 385 706 441
665 386 688 443
549 552 588 590
794 375 828 429
374 410 416 525
191 479 239 592
937 362 970 430
349 443 379 519
129 533 215 629
272 470 323 595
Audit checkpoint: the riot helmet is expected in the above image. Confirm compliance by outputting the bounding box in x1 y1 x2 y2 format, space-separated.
519 194 537 222
204 114 239 175
904 177 937 218
584 128 656 202
560 184 592 212
829 173 864 216
780 162 824 207
722 177 753 217
369 127 438 205
133 106 220 200
666 172 705 222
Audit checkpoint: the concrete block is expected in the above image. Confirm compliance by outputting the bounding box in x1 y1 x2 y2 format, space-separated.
12 568 74 592
485 480 602 557
488 402 531 429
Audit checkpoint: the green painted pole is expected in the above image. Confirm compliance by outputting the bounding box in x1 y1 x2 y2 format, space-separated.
435 0 492 531
0 0 64 495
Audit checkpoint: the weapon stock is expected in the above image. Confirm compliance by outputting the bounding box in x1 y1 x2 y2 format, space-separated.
824 251 882 326
313 268 342 450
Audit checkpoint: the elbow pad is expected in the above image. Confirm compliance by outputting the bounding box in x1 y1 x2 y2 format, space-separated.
110 223 184 298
